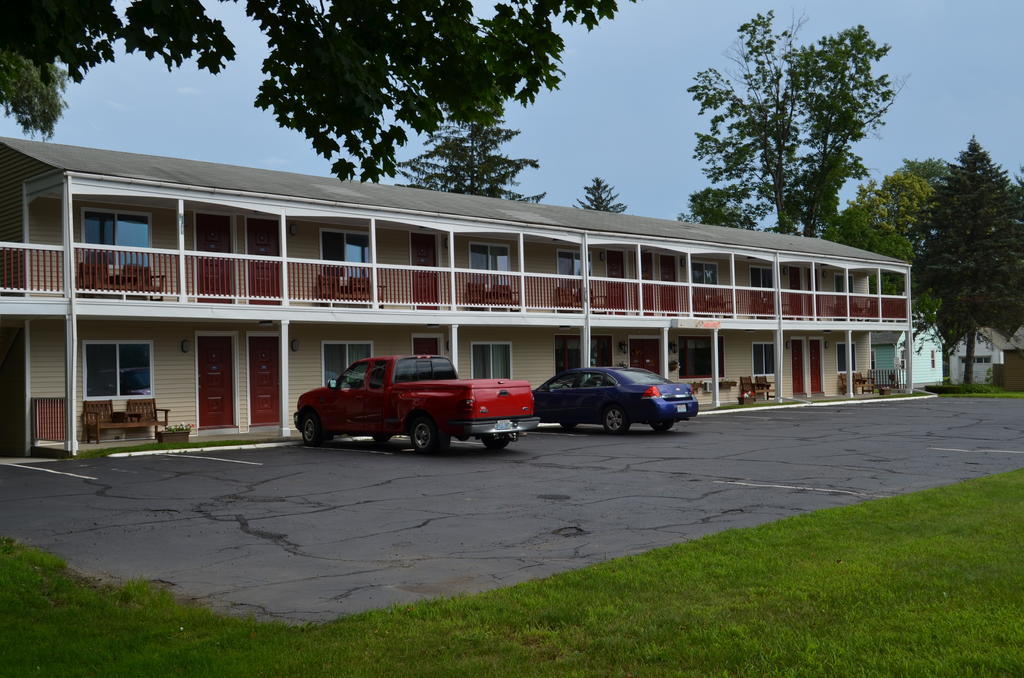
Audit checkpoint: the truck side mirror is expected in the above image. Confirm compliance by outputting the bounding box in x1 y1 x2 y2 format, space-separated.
327 378 338 390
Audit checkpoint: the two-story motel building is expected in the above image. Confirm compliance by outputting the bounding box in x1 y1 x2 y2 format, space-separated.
0 138 913 455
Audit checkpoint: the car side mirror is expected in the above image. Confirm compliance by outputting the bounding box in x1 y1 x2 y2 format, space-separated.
327 378 338 390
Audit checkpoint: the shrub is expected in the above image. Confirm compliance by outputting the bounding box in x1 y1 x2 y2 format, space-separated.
924 383 1003 394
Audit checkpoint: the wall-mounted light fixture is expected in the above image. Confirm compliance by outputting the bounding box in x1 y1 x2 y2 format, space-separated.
290 339 300 352
785 340 791 350
180 339 191 354
824 340 829 350
618 341 628 354
288 222 298 235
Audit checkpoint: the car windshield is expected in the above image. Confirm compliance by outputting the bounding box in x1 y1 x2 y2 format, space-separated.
615 368 674 385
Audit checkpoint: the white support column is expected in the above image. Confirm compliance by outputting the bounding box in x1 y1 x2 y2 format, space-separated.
810 261 817 320
450 324 460 374
177 199 187 303
729 253 736 318
661 325 670 380
773 252 784 403
23 319 32 455
62 175 78 455
845 267 851 320
582 233 591 368
448 230 457 311
711 327 721 408
279 320 291 437
686 252 694 317
279 214 289 307
845 329 854 397
636 243 644 314
369 218 379 309
518 232 526 313
905 266 914 393
876 267 883 320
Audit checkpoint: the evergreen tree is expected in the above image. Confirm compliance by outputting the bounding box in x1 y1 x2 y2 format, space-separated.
917 137 1024 382
575 177 626 212
398 116 545 202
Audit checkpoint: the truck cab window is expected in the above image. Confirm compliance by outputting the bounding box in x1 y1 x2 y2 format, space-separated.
339 362 368 389
367 361 387 389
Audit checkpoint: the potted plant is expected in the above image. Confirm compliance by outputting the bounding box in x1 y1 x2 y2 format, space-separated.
157 422 193 443
738 390 757 405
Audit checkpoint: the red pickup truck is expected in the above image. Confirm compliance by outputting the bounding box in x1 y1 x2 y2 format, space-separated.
294 355 539 452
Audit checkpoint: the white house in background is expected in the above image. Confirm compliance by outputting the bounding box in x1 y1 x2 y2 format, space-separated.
870 328 943 388
949 328 1024 384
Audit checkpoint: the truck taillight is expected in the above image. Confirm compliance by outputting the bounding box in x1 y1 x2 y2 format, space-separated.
641 386 662 399
459 398 475 412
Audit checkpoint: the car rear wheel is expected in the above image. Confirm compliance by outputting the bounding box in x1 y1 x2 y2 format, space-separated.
410 415 449 454
481 434 510 450
372 434 392 443
650 420 674 432
602 405 630 434
300 411 324 446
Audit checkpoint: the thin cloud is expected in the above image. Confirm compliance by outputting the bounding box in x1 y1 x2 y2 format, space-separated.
177 87 202 96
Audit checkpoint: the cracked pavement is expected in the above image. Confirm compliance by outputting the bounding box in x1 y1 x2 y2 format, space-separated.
2 398 1022 623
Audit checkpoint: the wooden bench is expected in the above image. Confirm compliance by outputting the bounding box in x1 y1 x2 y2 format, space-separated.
754 375 774 399
853 371 875 395
82 399 169 444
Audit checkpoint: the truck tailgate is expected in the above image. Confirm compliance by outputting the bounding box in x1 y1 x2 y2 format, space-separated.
465 380 534 419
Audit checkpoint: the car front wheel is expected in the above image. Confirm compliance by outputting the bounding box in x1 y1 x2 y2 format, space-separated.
602 405 630 434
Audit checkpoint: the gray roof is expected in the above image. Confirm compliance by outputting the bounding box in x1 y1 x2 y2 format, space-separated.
871 331 903 345
2 136 904 265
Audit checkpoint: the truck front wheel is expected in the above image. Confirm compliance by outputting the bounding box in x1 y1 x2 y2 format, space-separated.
410 415 449 454
300 411 324 446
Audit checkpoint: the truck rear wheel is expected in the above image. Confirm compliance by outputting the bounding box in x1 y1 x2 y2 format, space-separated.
300 411 324 446
410 415 449 454
481 434 510 450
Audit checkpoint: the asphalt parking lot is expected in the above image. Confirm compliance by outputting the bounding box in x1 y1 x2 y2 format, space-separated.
2 397 1023 623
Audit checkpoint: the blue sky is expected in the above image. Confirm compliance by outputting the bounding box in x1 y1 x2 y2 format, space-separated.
2 1 1021 222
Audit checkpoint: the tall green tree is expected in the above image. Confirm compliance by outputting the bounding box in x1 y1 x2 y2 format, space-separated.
678 186 759 229
576 177 626 212
900 157 950 191
917 137 1024 382
0 52 67 137
398 116 545 202
1 1 630 182
687 11 896 237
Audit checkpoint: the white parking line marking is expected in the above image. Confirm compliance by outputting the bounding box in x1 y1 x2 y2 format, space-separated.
929 447 1024 455
713 480 879 498
0 463 97 480
158 454 262 465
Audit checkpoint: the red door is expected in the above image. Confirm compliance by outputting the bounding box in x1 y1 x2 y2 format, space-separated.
247 219 280 305
198 336 234 428
789 267 802 290
195 214 233 302
789 267 811 317
248 336 279 426
629 338 660 374
791 339 805 395
411 233 439 308
808 339 822 394
606 250 625 312
412 336 440 355
659 254 678 312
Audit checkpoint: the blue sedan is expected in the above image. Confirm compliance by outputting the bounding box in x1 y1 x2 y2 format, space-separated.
533 367 699 433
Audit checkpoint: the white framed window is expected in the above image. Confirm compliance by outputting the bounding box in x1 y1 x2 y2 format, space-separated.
83 341 154 399
556 249 582 276
322 341 373 384
871 348 877 370
321 229 370 263
691 261 718 285
752 342 775 376
837 342 857 372
749 266 773 288
83 210 151 248
469 243 510 271
471 342 511 378
834 273 855 293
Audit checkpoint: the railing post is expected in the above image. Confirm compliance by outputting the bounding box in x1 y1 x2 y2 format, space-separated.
278 214 289 306
518 233 526 313
876 267 883 320
811 261 817 320
177 200 187 303
370 218 379 309
730 253 736 318
448 230 456 311
636 244 644 315
686 252 693 317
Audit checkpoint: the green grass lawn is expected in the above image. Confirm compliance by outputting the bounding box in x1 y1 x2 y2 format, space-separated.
3 470 1024 676
937 391 1024 398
